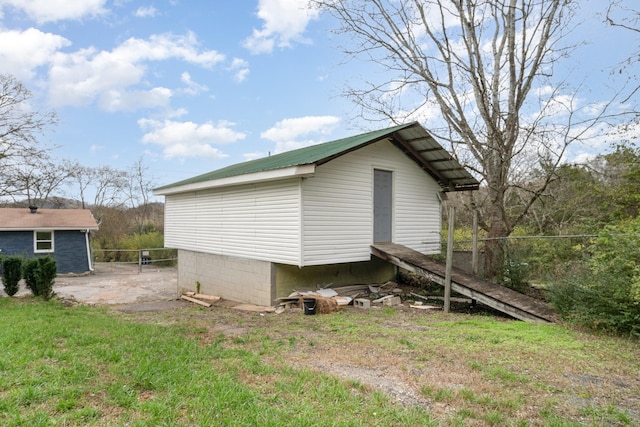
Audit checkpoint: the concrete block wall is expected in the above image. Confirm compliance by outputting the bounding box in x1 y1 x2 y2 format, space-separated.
274 257 396 300
177 249 275 306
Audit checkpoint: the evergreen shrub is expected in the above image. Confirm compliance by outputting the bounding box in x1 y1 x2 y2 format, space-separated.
23 258 40 296
2 256 23 297
34 257 57 301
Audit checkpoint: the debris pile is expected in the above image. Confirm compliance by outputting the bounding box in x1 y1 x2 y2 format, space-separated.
279 281 443 313
180 282 456 314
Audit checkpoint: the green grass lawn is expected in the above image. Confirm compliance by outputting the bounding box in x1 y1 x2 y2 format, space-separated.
1 298 638 426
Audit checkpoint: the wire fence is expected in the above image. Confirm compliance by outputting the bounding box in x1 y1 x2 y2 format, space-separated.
438 233 601 286
92 247 177 273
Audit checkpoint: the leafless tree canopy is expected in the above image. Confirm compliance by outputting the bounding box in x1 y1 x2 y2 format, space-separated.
606 1 640 103
0 74 58 200
312 0 636 276
0 74 56 162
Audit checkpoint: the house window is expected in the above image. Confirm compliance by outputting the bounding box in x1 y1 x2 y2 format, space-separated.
34 230 54 253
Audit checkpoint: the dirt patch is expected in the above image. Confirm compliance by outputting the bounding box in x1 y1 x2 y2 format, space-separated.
309 361 430 408
115 299 640 425
3 263 178 307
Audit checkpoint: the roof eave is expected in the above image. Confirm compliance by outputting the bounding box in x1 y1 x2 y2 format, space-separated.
0 227 99 231
154 164 317 195
388 124 480 192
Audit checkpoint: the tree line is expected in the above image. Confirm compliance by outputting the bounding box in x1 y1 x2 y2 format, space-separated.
0 74 160 248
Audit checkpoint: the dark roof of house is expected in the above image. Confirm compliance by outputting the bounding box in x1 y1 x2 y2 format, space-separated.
155 122 479 193
0 208 99 231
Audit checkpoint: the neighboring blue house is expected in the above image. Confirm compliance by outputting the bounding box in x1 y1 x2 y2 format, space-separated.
0 207 99 274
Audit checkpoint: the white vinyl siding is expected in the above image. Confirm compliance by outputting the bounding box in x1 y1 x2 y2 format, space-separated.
164 139 442 267
394 155 442 254
164 179 301 264
301 140 441 265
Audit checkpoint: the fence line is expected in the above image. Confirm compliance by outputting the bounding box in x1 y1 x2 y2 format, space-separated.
92 247 177 273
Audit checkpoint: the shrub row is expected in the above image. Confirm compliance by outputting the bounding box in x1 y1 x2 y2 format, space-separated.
1 256 57 300
546 219 640 337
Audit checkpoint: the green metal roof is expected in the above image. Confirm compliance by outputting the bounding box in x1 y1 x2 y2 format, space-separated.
155 122 479 193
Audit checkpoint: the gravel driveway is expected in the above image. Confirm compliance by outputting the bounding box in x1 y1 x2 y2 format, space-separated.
5 263 178 306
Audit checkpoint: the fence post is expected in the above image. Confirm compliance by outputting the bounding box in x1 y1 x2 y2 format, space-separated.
138 250 142 274
444 206 455 314
472 210 479 276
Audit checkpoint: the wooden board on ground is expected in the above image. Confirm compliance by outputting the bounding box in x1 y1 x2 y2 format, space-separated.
232 304 276 313
181 295 211 307
193 293 221 301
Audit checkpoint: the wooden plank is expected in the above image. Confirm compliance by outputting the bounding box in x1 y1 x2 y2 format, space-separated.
181 295 212 307
232 304 276 313
193 293 221 302
371 243 557 323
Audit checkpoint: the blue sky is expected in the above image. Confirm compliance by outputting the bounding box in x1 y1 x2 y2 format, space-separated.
0 0 637 190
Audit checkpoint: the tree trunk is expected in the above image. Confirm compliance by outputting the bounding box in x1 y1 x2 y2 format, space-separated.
484 170 511 279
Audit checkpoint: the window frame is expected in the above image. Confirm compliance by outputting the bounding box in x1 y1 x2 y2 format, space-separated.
34 230 55 253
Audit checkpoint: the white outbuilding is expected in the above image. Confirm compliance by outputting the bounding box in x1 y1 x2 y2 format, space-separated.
154 122 479 305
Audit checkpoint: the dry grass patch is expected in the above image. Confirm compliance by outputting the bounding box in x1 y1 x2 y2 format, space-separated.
110 300 639 425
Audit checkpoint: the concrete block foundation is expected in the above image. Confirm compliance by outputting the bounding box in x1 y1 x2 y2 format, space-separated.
177 249 397 306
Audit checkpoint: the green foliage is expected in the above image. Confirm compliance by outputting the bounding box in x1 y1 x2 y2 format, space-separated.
92 231 175 266
119 231 164 250
22 258 40 296
2 256 23 297
497 239 530 292
548 218 640 336
595 145 640 222
34 257 57 301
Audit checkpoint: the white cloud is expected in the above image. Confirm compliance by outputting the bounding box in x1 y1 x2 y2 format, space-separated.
571 151 596 165
179 72 208 95
261 115 341 153
134 6 158 18
100 87 173 112
138 118 246 160
229 58 249 82
0 0 107 23
243 0 320 54
48 32 224 110
0 28 70 79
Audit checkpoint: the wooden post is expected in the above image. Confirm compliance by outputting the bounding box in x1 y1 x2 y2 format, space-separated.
444 206 455 313
472 210 479 276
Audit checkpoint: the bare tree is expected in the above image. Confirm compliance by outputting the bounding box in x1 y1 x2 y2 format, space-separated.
606 1 639 104
90 166 128 209
67 164 128 222
312 0 632 277
2 158 75 206
0 74 57 199
124 157 155 233
68 163 93 209
606 0 639 33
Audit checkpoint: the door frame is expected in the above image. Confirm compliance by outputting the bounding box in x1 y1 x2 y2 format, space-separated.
373 168 393 243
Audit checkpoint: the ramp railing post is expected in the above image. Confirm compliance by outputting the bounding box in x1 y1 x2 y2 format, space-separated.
444 206 455 313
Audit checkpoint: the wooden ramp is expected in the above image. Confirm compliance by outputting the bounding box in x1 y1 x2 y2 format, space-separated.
371 243 557 323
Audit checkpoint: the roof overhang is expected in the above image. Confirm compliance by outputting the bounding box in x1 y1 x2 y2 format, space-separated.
0 227 98 232
154 164 317 195
388 123 480 192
